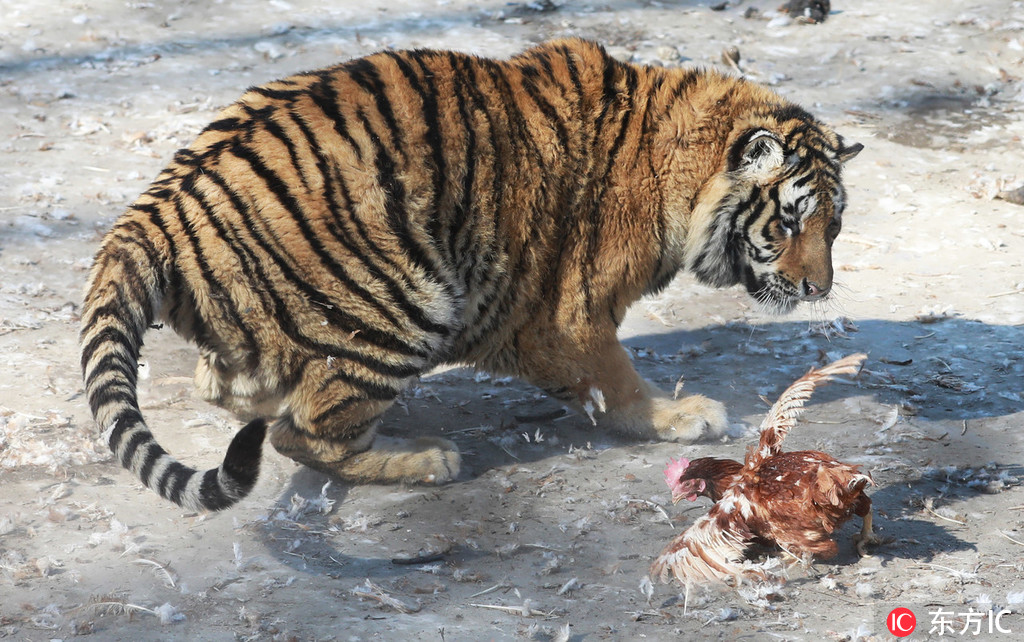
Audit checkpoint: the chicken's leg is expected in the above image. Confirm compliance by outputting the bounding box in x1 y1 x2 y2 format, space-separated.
852 494 881 556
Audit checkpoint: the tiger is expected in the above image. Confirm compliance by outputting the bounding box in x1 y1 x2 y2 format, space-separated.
80 38 862 512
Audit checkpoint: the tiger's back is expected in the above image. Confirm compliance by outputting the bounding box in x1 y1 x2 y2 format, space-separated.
81 39 861 511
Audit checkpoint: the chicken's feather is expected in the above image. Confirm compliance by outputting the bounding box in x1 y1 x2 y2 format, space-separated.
750 353 866 468
650 501 757 585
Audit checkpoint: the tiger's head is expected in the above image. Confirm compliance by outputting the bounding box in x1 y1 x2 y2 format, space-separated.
685 111 862 314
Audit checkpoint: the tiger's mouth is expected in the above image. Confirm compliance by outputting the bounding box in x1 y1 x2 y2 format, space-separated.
743 270 801 314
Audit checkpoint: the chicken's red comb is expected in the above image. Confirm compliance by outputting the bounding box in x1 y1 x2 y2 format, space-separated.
663 456 690 488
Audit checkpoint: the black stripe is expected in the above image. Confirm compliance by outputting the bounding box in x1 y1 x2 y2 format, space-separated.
772 104 816 127
248 85 304 102
444 53 479 281
179 172 275 321
244 104 313 193
86 383 135 417
82 284 144 342
118 425 151 469
84 351 139 391
138 442 167 487
353 110 447 286
110 218 163 264
482 59 544 169
536 47 591 312
311 389 395 425
473 60 548 299
157 461 192 500
81 325 141 373
345 57 406 162
741 198 774 263
102 237 165 295
318 150 432 306
793 173 814 189
641 76 669 290
324 217 450 336
387 51 447 244
169 194 260 353
231 116 409 331
229 139 444 352
301 77 454 335
107 409 143 444
285 106 410 330
581 64 638 320
520 71 569 155
462 58 506 285
201 167 433 374
101 248 154 312
204 117 245 133
560 43 586 117
309 74 363 162
316 363 405 397
199 469 230 510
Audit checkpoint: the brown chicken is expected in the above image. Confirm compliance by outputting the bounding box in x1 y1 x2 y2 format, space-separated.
651 353 876 586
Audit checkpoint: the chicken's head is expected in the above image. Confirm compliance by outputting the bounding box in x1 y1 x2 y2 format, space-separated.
663 457 708 503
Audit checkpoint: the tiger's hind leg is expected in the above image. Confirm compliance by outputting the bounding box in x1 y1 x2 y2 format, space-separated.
194 351 284 421
269 357 460 485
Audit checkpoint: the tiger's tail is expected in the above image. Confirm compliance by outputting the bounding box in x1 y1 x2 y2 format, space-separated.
79 217 265 512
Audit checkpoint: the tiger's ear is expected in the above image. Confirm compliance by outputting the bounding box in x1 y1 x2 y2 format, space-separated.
837 138 864 164
729 129 785 182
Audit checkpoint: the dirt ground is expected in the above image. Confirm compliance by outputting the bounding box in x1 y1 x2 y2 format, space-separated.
2 0 1023 640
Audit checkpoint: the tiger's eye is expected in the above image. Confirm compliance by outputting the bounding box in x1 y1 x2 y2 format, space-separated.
778 219 798 238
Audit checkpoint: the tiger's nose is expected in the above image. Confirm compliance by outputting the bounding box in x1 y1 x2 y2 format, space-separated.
802 279 829 300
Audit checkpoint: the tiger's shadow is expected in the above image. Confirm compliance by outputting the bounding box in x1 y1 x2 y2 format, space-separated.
253 316 1021 578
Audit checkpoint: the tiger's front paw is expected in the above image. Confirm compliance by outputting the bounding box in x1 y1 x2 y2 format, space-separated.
400 437 461 485
651 394 728 443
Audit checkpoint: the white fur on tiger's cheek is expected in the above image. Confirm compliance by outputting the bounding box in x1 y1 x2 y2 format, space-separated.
779 178 814 223
799 195 817 221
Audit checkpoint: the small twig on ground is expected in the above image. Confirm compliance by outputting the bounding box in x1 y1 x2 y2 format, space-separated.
917 562 979 582
987 289 1023 299
469 600 556 618
923 503 966 526
352 579 421 614
998 530 1024 547
469 584 507 598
